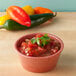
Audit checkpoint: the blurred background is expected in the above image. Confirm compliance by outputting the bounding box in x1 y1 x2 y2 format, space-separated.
0 0 76 12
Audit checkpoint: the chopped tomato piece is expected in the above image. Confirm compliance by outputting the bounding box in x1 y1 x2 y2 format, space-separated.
19 47 25 54
21 42 27 48
38 46 47 54
36 34 43 38
44 43 51 50
33 50 39 56
38 46 44 51
28 40 38 48
50 49 58 55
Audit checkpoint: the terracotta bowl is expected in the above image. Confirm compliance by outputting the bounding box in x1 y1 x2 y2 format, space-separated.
15 33 64 73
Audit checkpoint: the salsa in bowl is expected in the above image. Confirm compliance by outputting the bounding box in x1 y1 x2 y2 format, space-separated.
19 34 61 57
15 33 64 72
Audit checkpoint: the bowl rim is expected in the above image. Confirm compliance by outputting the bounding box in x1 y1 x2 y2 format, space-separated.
15 33 64 59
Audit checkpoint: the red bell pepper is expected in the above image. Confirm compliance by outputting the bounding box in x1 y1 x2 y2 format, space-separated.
6 6 31 27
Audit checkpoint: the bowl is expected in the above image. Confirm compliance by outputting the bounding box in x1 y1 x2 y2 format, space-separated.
15 33 64 73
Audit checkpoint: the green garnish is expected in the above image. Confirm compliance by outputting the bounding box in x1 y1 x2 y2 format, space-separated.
31 34 50 47
31 38 36 44
36 38 40 46
40 34 50 46
44 34 48 37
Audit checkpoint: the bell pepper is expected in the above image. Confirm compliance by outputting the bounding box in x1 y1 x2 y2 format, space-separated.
34 7 53 14
6 6 31 27
0 5 34 25
22 5 35 15
0 15 10 25
0 13 57 31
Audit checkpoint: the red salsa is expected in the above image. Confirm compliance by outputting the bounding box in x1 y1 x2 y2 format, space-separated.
19 34 61 57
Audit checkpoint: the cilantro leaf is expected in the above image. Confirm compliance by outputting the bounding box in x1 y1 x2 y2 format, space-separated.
44 34 48 37
42 39 46 46
40 34 50 46
36 37 40 46
41 39 49 46
44 36 50 40
31 38 36 44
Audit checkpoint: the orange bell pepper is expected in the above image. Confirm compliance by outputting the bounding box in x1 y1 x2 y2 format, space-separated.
34 7 53 14
6 6 31 27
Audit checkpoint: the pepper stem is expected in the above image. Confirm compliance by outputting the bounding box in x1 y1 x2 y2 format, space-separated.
0 26 4 29
53 12 57 17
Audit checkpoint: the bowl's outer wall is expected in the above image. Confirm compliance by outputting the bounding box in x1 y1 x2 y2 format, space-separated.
18 52 61 72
